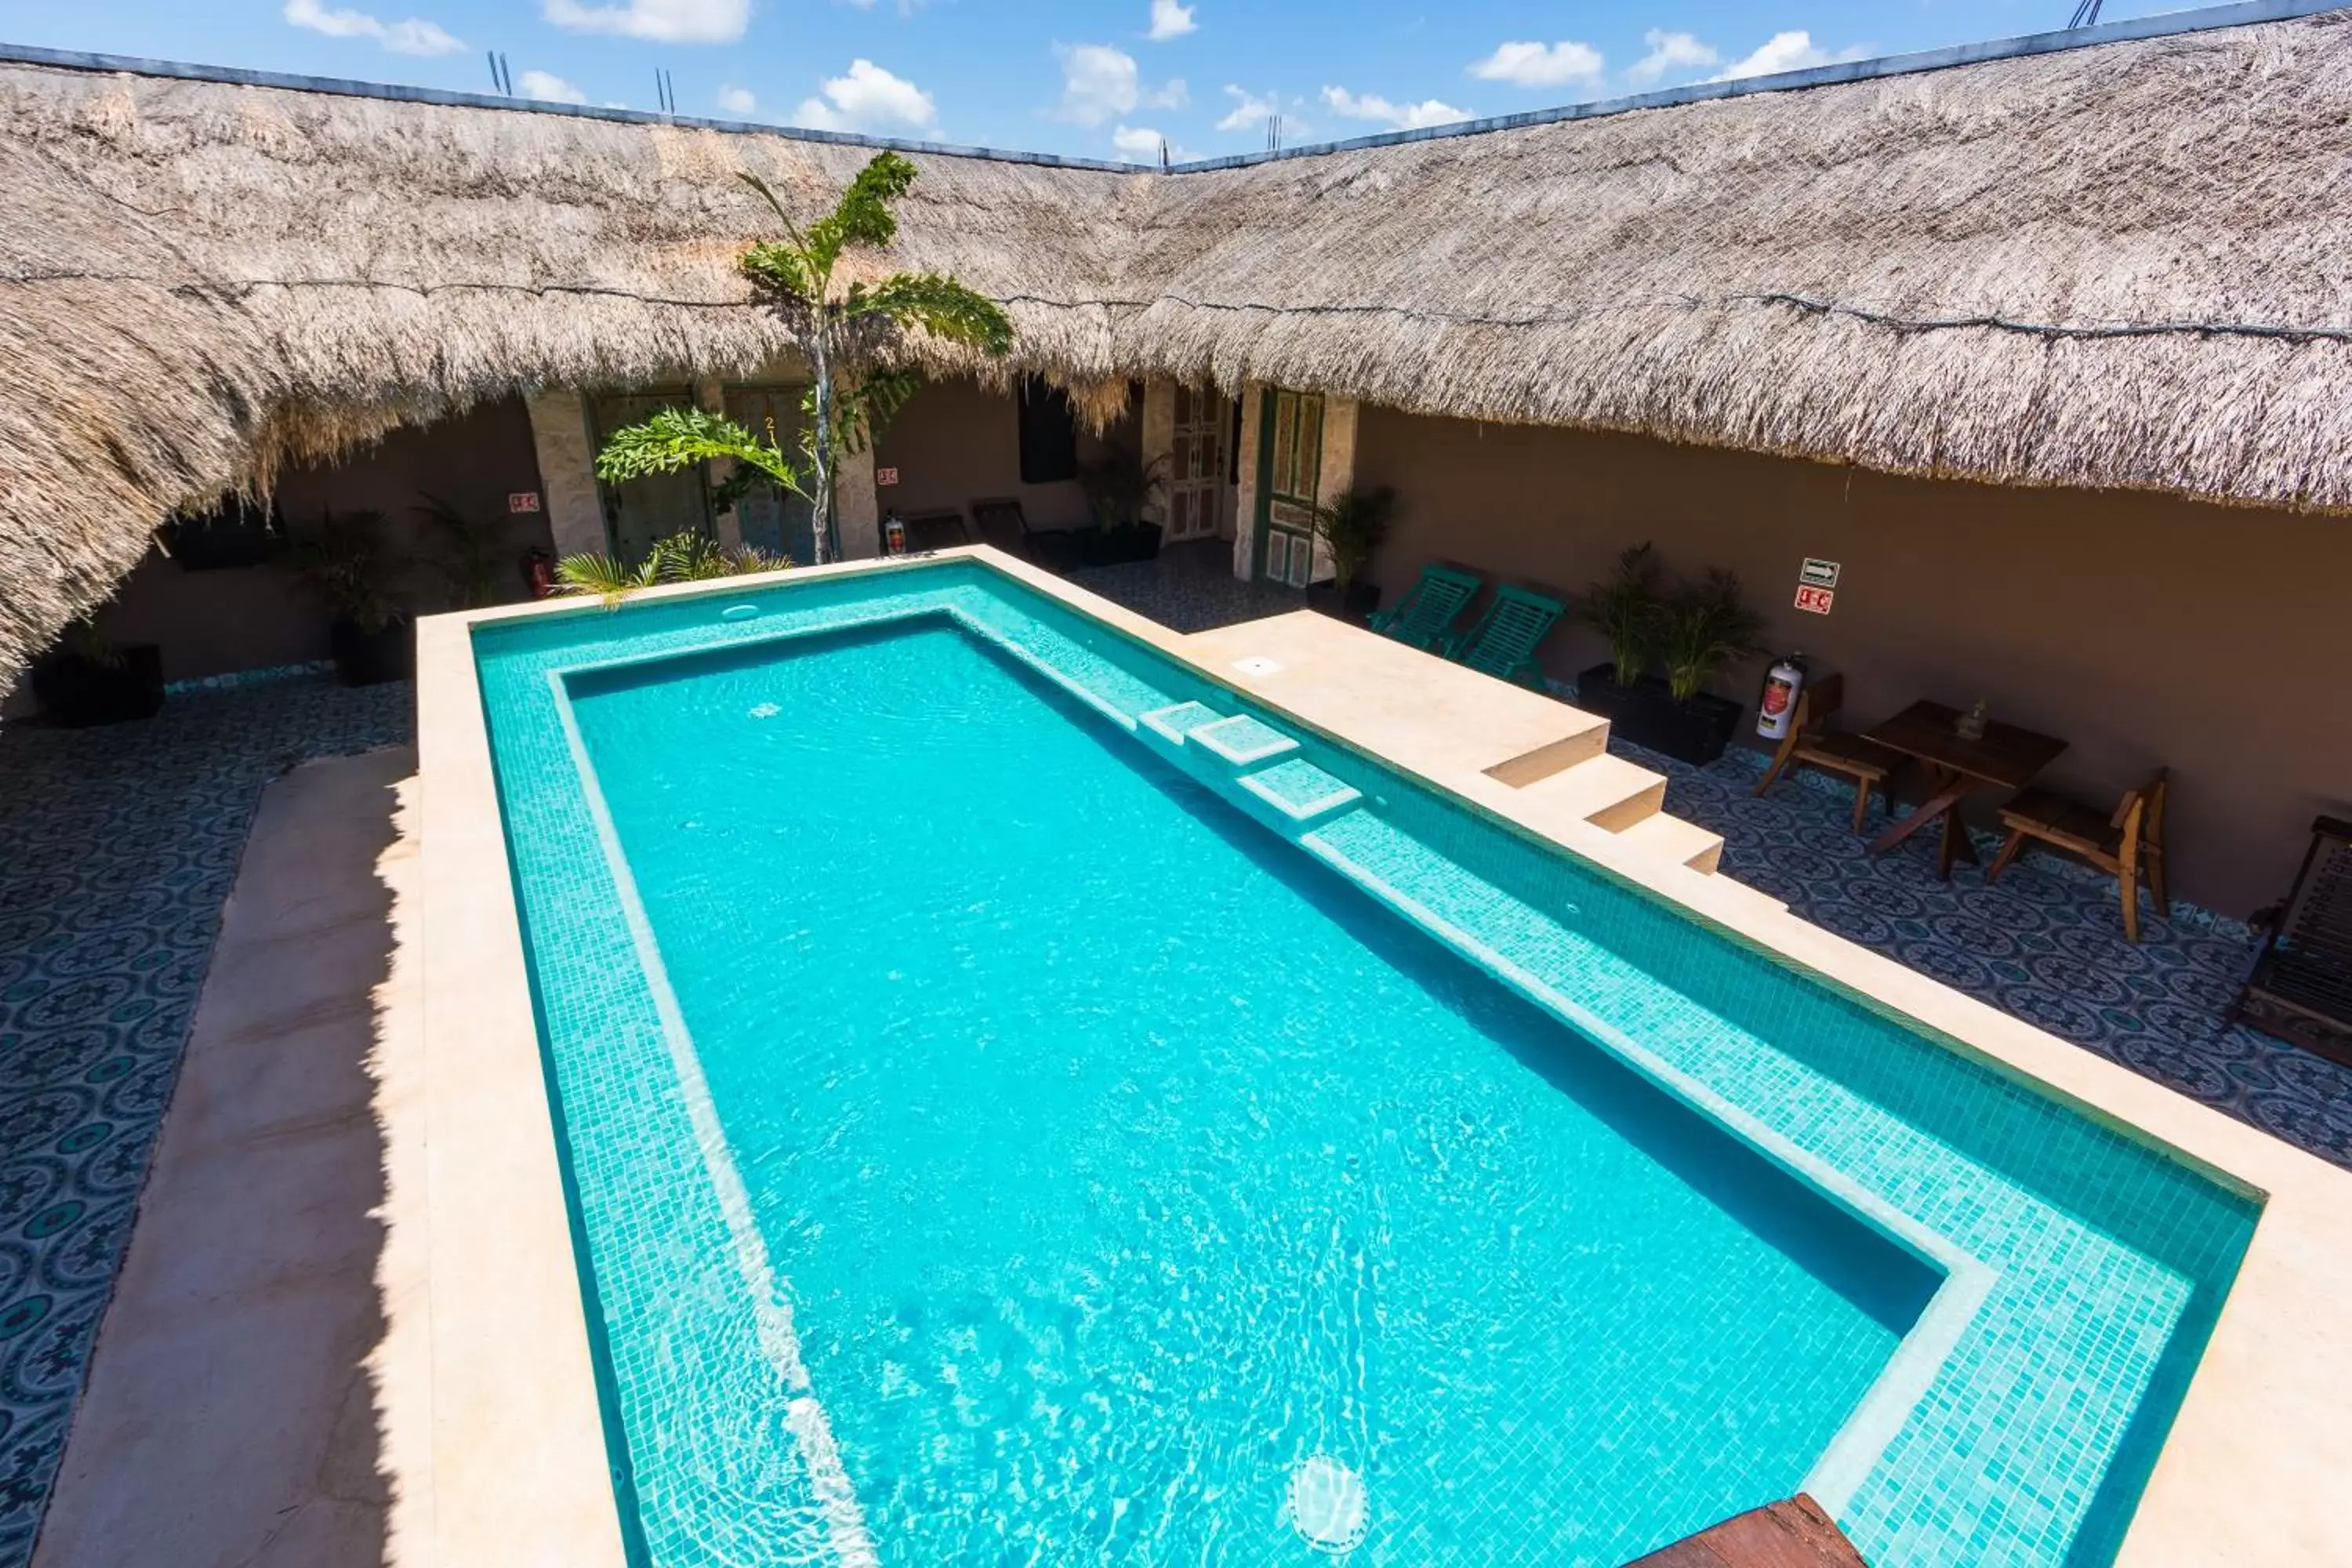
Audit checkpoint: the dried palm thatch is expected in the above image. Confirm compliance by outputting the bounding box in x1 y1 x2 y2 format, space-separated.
3 8 2350 681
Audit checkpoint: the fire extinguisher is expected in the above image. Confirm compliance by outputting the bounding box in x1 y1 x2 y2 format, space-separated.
883 509 908 557
1756 652 1809 741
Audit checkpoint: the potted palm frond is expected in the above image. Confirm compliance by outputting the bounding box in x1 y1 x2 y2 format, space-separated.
1076 445 1167 566
415 492 507 610
31 617 165 727
296 509 412 686
1306 486 1396 622
554 530 792 608
1628 569 1766 764
1573 542 1664 720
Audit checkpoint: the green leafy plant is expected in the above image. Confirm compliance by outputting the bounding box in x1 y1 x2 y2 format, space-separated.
414 492 505 609
1080 446 1168 532
1656 568 1766 703
56 616 125 670
592 153 1014 566
1577 541 1665 688
1308 486 1398 602
553 530 793 608
294 509 402 632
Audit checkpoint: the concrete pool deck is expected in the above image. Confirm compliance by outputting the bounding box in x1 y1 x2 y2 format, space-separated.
142 542 2342 1567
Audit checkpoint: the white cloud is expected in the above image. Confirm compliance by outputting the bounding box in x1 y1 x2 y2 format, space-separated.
1146 0 1195 41
1713 31 1871 81
1468 40 1604 89
1144 77 1188 110
1628 28 1719 85
1113 124 1189 163
792 60 937 132
716 83 756 115
282 0 463 56
517 69 589 104
1320 85 1471 131
1054 43 1142 124
542 0 747 45
1215 84 1282 132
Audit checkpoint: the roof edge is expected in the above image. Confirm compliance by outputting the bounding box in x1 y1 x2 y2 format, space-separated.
1177 0 2346 172
0 41 1149 173
1 0 2343 177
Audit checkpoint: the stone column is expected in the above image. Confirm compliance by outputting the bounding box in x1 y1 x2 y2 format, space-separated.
1308 395 1359 584
524 390 606 559
1230 383 1262 581
833 441 880 561
1139 380 1176 530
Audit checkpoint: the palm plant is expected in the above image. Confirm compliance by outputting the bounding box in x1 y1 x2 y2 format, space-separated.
1657 568 1767 703
1080 446 1169 532
415 492 503 609
1577 541 1664 688
591 153 1014 566
1308 486 1398 603
294 509 401 632
553 530 792 608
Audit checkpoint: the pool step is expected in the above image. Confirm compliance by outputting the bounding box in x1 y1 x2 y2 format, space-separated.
1613 811 1726 876
1236 757 1363 830
1511 752 1668 834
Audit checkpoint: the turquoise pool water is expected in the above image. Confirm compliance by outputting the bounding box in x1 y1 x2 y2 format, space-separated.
474 561 2257 1567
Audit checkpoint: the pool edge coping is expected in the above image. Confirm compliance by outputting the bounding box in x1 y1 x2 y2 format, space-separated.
414 546 2352 1568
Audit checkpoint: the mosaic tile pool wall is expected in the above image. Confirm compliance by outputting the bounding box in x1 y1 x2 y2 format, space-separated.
471 559 2258 1568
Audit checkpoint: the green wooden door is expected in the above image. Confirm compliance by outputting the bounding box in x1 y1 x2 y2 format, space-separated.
1254 389 1323 587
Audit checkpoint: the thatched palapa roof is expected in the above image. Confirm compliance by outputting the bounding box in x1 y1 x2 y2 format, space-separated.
3 2 2350 680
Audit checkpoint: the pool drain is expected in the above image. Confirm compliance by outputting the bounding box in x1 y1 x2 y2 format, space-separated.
1285 1455 1368 1555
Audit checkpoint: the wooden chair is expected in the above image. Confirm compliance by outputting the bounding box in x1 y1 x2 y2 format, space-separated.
1366 564 1483 651
1751 673 1904 833
1987 769 2169 942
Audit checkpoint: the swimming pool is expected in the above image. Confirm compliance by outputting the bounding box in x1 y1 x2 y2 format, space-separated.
473 558 2256 1566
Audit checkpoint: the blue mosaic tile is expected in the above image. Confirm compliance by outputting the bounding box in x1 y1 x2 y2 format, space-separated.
0 677 411 1568
1187 712 1300 767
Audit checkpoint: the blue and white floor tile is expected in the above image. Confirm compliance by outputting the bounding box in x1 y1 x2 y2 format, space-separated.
1628 740 2352 1171
0 679 410 1568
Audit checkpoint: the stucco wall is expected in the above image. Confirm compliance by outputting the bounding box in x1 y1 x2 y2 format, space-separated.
873 378 1122 541
92 398 549 684
1352 406 2352 916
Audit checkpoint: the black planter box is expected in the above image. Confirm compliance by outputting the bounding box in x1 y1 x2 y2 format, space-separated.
331 618 415 687
1075 522 1163 568
1306 581 1383 624
31 644 165 728
1576 663 1746 766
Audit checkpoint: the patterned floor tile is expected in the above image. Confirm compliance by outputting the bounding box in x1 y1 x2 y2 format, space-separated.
0 679 410 1568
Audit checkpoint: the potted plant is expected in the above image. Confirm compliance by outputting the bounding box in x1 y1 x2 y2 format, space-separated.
165 493 283 572
416 492 507 610
296 510 412 686
30 617 165 727
1306 486 1396 622
1632 568 1766 764
1073 445 1167 567
1572 542 1664 720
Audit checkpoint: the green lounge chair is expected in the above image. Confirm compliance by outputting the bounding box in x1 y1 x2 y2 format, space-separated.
1366 564 1483 651
1442 584 1567 688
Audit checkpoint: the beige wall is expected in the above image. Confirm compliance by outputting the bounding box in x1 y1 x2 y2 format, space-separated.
873 377 1123 539
88 399 549 686
1352 405 2352 916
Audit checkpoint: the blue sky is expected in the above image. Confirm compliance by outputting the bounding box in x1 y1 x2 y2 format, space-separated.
2 0 2201 162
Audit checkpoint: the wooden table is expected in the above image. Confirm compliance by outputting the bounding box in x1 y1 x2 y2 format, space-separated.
1862 700 2067 879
